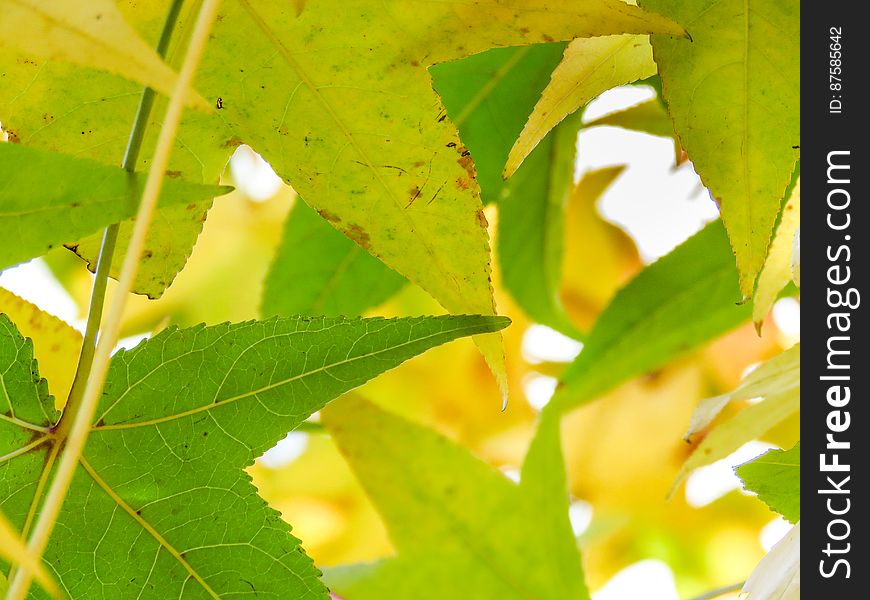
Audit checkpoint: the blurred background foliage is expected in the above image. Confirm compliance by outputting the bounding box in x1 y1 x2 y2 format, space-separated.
7 83 799 599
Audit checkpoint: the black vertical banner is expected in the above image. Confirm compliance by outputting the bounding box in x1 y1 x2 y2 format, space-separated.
803 1 865 595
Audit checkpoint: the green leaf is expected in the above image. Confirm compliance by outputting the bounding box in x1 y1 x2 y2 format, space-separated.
641 0 800 297
0 0 684 391
736 443 800 523
262 200 406 317
432 43 567 205
551 220 751 413
323 397 589 600
0 143 230 273
505 34 656 177
0 0 204 109
501 161 626 339
0 313 509 598
432 45 586 337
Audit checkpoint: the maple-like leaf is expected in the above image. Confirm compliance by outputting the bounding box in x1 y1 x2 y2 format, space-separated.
324 397 589 599
0 0 684 395
0 313 509 598
641 0 800 297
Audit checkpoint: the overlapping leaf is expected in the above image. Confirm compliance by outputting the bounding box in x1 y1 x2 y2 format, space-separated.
0 313 508 598
433 43 583 336
0 143 230 274
675 345 800 487
0 288 81 407
324 397 588 599
0 0 684 394
262 201 405 318
505 34 656 176
642 0 800 297
753 177 801 328
551 220 751 413
737 443 800 523
0 0 202 107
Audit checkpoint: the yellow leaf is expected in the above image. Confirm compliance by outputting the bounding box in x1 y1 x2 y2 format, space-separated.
0 509 59 599
0 288 81 408
753 179 800 329
673 346 800 490
505 35 657 177
0 0 205 109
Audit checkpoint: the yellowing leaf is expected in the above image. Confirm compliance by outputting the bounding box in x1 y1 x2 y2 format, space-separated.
685 344 799 439
0 509 59 599
0 288 81 407
753 178 800 328
0 0 684 398
675 345 800 488
643 0 800 297
506 34 657 177
0 0 204 109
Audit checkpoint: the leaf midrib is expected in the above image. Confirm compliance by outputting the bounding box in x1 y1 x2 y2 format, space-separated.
93 320 498 431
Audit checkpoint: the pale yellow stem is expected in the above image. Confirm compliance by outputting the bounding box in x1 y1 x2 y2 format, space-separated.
4 1 221 598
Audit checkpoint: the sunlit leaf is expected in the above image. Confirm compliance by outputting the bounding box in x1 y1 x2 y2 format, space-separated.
262 200 405 318
0 0 204 108
551 220 750 413
675 346 799 488
0 313 508 598
685 344 799 438
0 288 81 407
0 0 684 397
0 143 230 274
323 396 589 599
642 0 800 297
753 178 800 329
736 443 800 523
505 35 656 177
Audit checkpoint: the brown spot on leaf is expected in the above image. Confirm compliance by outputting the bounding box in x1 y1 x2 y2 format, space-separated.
456 177 471 190
317 209 341 223
5 129 20 143
475 209 489 229
165 170 182 179
413 160 426 168
344 224 371 249
222 136 244 148
519 27 530 34
457 154 475 179
542 34 554 42
186 203 198 210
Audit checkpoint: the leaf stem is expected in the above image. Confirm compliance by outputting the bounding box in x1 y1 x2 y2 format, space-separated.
62 0 186 428
686 581 745 600
5 2 221 598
